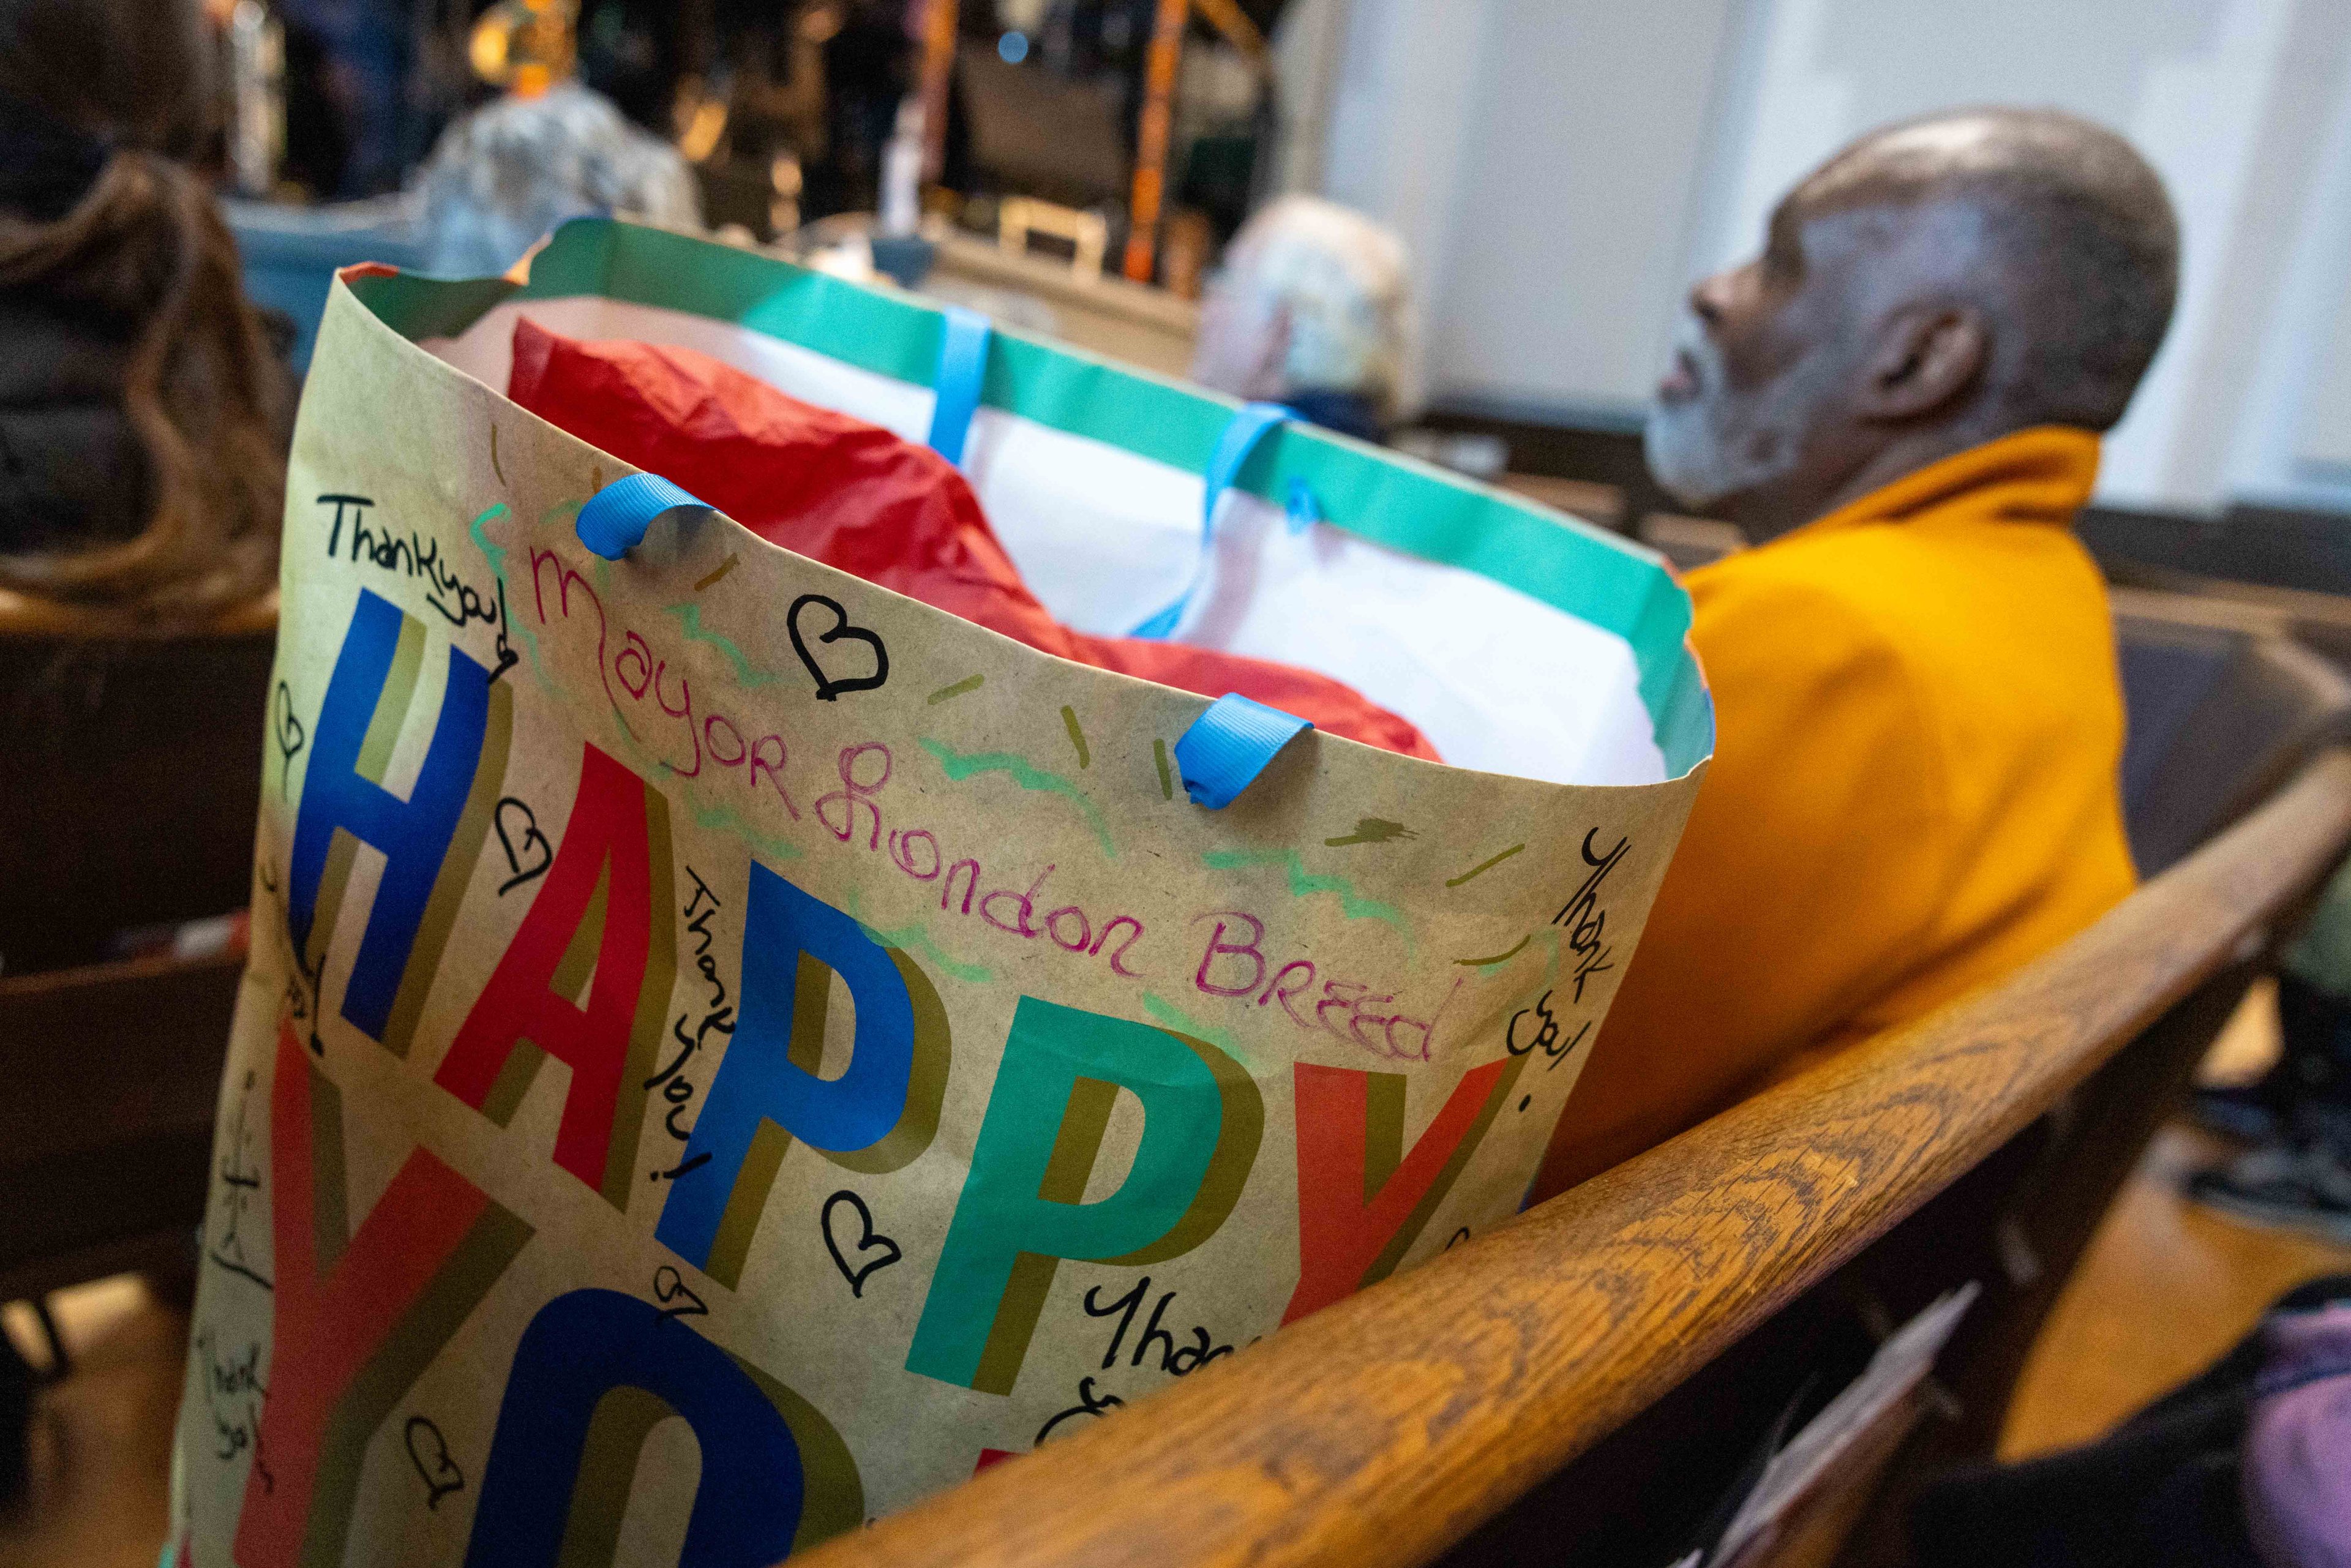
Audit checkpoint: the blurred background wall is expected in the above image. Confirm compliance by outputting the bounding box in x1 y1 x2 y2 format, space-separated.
1281 0 2351 517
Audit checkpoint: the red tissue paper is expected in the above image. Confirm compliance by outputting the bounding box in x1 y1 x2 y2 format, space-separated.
508 318 1439 759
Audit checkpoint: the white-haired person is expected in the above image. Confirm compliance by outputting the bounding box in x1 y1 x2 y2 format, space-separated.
1188 195 1413 443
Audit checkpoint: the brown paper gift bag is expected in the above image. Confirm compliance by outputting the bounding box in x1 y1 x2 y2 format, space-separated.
167 220 1711 1566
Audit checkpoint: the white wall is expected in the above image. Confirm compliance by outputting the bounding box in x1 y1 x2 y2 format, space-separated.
1422 0 1747 420
1310 0 1500 414
1300 0 1745 421
2298 318 2351 473
2222 21 2351 505
1289 0 2351 515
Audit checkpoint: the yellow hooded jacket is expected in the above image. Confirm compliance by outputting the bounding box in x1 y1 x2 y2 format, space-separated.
1537 426 2137 1196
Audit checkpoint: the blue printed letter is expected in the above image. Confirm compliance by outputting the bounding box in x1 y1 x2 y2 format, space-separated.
656 863 947 1286
466 1289 860 1566
288 588 498 1048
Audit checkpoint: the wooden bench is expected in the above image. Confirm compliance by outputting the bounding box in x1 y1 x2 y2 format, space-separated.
1496 474 1629 533
787 763 2351 1564
2114 588 2351 872
0 625 274 1304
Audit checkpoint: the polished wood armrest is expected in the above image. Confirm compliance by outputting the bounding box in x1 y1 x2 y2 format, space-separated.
793 746 2351 1568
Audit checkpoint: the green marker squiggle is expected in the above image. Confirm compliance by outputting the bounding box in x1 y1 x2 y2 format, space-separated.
846 894 996 985
468 501 513 573
691 801 803 863
662 600 782 687
1199 847 1406 932
469 501 553 695
1142 991 1250 1065
918 737 1116 858
474 497 589 699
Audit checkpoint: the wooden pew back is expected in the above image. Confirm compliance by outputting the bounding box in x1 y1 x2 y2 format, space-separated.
0 629 275 975
0 626 274 1296
2115 595 2351 874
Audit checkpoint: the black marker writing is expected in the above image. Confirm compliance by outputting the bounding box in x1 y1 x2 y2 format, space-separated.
195 1329 267 1463
645 868 733 1174
319 493 373 557
786 593 890 700
490 577 518 683
1553 829 1629 1003
1082 1276 1235 1377
1505 990 1594 1071
1035 1376 1125 1446
260 838 326 1058
318 492 503 635
206 1070 272 1291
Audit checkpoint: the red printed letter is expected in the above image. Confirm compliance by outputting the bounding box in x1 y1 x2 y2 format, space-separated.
1282 1057 1524 1324
435 743 675 1207
234 1018 530 1566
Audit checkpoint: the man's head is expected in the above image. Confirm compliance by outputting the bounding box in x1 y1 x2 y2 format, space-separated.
1646 107 2178 538
1191 195 1414 430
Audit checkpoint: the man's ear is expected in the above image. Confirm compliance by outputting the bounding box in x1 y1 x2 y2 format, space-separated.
1858 305 1987 421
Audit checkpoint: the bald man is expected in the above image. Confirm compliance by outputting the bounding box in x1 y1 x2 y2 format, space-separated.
1537 109 2175 1196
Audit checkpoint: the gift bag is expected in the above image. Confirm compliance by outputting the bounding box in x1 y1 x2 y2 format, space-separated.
168 219 1712 1567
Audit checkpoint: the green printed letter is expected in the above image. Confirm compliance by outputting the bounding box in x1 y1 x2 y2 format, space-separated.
906 996 1261 1395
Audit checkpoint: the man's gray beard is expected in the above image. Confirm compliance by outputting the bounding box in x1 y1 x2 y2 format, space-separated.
1643 332 1835 512
1646 397 1761 511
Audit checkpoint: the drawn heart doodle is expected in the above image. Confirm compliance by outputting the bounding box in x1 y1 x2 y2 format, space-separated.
822 1189 903 1297
787 594 890 701
652 1264 709 1321
493 797 551 896
271 680 306 800
403 1415 465 1510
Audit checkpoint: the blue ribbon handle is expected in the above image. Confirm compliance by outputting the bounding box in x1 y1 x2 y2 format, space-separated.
1129 400 1292 639
1172 693 1313 809
576 397 1309 811
575 472 715 559
1142 404 1316 807
926 306 992 466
